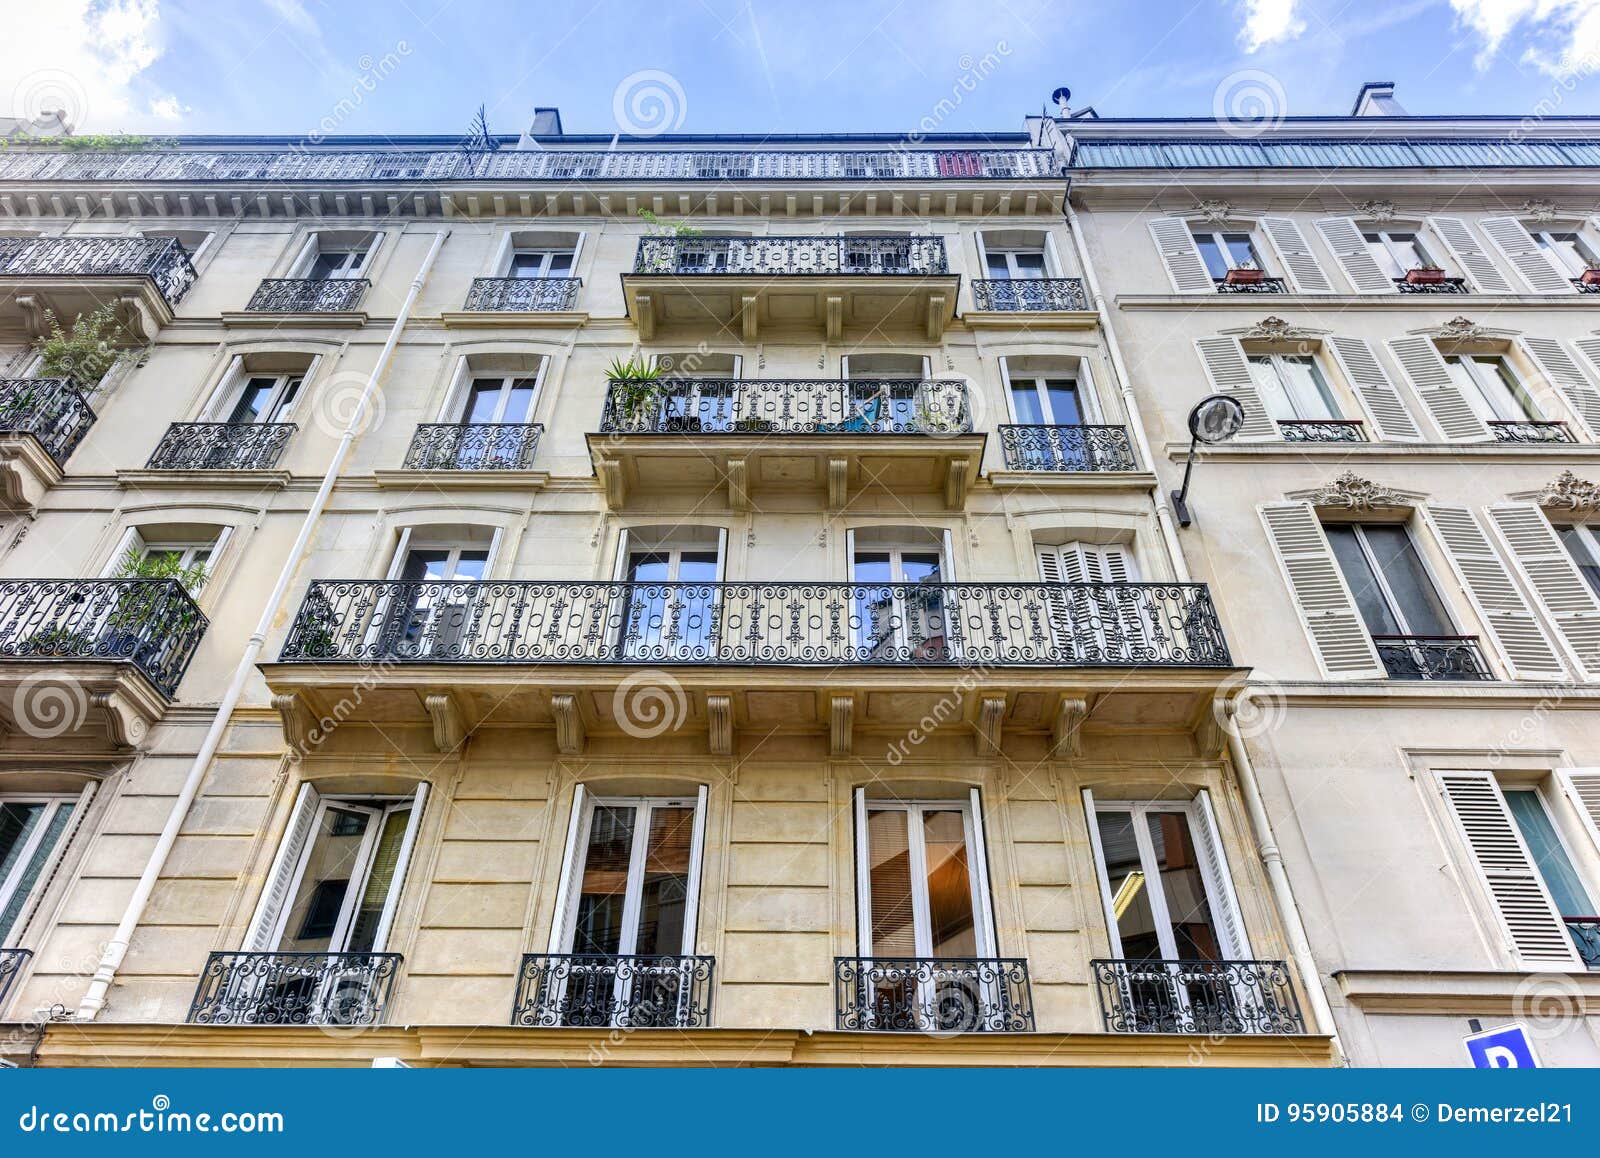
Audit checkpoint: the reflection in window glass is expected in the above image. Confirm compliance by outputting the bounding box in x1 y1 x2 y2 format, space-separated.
1505 789 1594 918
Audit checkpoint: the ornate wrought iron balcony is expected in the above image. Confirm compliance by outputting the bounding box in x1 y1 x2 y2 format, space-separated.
1091 958 1305 1034
1278 419 1367 443
512 953 715 1028
633 235 948 276
1374 634 1493 681
1565 918 1600 969
998 424 1137 471
463 277 581 311
834 957 1034 1032
187 951 401 1026
0 236 195 305
245 278 369 313
971 278 1089 311
0 578 206 698
0 378 96 465
1215 276 1288 294
401 423 542 470
0 947 30 1013
146 422 295 470
1395 276 1469 294
1489 420 1574 444
599 379 971 435
280 580 1231 667
1572 278 1600 294
0 147 1054 184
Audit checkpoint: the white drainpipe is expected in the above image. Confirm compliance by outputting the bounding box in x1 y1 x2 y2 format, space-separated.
76 228 451 1020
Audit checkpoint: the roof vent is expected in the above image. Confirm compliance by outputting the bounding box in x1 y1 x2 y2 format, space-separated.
1352 82 1406 117
1051 86 1072 116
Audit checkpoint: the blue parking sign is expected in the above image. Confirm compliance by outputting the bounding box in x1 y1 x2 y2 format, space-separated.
1464 1024 1540 1068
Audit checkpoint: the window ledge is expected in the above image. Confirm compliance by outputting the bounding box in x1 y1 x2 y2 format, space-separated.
1118 293 1600 310
1231 677 1600 706
1163 440 1600 464
1335 969 1600 1014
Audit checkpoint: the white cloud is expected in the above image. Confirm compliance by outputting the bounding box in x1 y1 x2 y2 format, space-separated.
1237 0 1307 51
1 0 182 129
1449 0 1600 74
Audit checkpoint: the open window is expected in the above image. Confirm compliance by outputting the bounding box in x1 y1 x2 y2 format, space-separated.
613 525 725 661
203 353 317 426
977 229 1055 280
0 787 92 945
372 524 500 659
290 230 380 281
492 230 583 279
847 525 955 662
104 523 232 595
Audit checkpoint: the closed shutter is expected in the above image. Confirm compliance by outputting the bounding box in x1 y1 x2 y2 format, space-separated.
1193 336 1276 440
1258 502 1384 679
1038 542 1134 583
242 782 320 950
1480 217 1576 293
1518 337 1600 438
1193 789 1250 959
1426 217 1515 294
1148 218 1213 293
1314 217 1397 293
1435 770 1579 967
1260 217 1333 293
1324 335 1422 440
1387 336 1491 441
1485 503 1600 679
1569 340 1600 418
1419 504 1567 681
1557 769 1600 858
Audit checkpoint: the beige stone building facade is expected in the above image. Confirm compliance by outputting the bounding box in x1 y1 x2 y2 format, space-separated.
0 88 1591 1067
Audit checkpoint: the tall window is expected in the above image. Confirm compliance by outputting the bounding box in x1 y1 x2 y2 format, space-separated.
1247 354 1341 422
303 241 371 280
1089 800 1234 962
851 534 948 661
274 798 418 956
984 247 1047 279
1324 522 1455 639
0 796 80 943
221 373 302 425
380 533 491 657
619 531 722 661
1555 523 1600 598
1503 788 1595 929
1191 231 1261 281
458 374 537 426
1530 230 1599 278
1008 373 1084 426
1443 354 1541 424
1362 230 1435 278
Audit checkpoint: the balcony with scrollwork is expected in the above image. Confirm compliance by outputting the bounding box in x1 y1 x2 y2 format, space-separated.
0 378 96 512
622 235 958 341
590 378 981 510
0 578 208 746
1214 276 1287 294
0 236 196 343
1374 635 1494 681
244 278 369 315
262 578 1238 763
1277 419 1367 444
0 948 30 1015
187 952 402 1026
401 423 542 471
461 277 581 313
1090 959 1305 1035
997 425 1137 472
1572 278 1600 295
1489 420 1574 444
1565 919 1600 968
969 278 1090 316
835 957 1034 1032
512 954 715 1029
146 422 296 472
1394 276 1468 294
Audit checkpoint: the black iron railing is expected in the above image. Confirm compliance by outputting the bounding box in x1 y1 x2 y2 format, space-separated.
834 957 1034 1032
1278 419 1367 443
147 422 295 470
0 236 195 305
1395 276 1469 294
1374 634 1493 681
633 235 949 276
402 423 543 470
246 278 369 313
463 277 581 311
1489 420 1574 444
0 378 96 465
0 578 207 698
0 948 30 1013
998 424 1137 471
1091 958 1304 1034
187 951 401 1026
1565 918 1600 968
1572 278 1600 294
971 278 1088 311
1215 277 1288 294
512 953 715 1028
280 580 1231 667
600 379 971 435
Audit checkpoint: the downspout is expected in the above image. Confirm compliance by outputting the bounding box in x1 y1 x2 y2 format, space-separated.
1224 695 1348 1063
77 228 451 1020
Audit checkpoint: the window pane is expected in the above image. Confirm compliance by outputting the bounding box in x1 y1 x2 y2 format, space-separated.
922 810 977 957
345 807 411 953
462 380 505 424
1361 524 1454 636
1557 526 1600 598
1145 811 1222 960
1248 357 1295 422
627 551 671 583
1009 384 1046 424
573 806 635 955
1505 790 1594 918
0 802 57 943
899 552 942 584
867 809 916 955
227 378 277 424
634 806 694 955
985 253 1011 277
1363 234 1405 279
1193 234 1229 280
1325 524 1404 635
279 807 371 953
498 379 537 424
1044 379 1083 425
1012 252 1046 277
1223 233 1257 268
1095 810 1161 960
1278 356 1338 420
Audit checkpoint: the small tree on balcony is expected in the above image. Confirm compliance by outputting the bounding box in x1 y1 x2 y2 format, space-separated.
32 304 133 390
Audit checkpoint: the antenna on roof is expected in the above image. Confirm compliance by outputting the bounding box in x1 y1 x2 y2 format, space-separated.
1051 86 1072 117
460 104 499 156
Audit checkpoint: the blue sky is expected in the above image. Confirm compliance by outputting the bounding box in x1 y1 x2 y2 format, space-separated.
7 0 1600 138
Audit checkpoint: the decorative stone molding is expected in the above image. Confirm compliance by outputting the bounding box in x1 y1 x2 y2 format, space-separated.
424 692 464 752
1437 316 1490 342
977 695 1005 755
1193 200 1232 226
1355 199 1397 224
272 692 318 754
1304 471 1412 512
1537 470 1600 513
1521 198 1560 223
551 693 585 755
1234 315 1326 341
829 694 853 758
1051 697 1087 759
707 693 732 756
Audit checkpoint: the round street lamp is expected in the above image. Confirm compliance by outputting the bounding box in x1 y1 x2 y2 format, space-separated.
1172 393 1246 527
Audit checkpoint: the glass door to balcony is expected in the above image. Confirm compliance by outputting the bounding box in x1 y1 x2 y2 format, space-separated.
1324 522 1467 678
0 796 79 943
1008 372 1089 468
379 543 488 659
621 545 720 661
1443 354 1542 424
1247 354 1342 423
852 545 949 662
1503 787 1600 967
450 375 537 468
224 373 303 426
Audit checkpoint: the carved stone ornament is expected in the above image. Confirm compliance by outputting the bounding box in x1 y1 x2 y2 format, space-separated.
1307 471 1410 511
1521 198 1560 224
1193 200 1232 226
1241 315 1310 341
1356 199 1397 223
1437 316 1489 342
1537 470 1600 513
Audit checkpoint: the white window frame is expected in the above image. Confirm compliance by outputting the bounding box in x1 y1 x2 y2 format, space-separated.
1190 228 1263 277
504 247 577 279
452 372 540 425
1529 229 1599 278
1246 352 1343 423
1327 521 1458 638
1362 229 1436 279
981 246 1051 280
290 232 380 280
1502 783 1599 915
103 525 231 593
1443 353 1542 424
847 531 957 660
999 360 1100 425
1554 521 1600 598
615 529 727 660
0 789 90 944
208 368 305 425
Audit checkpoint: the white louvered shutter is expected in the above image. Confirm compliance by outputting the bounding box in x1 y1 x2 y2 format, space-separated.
1480 217 1576 294
1486 503 1600 679
1426 217 1515 294
1259 217 1333 293
1557 770 1600 859
243 782 320 950
1435 771 1579 967
1324 336 1422 441
1193 336 1276 440
1258 502 1384 679
1148 218 1214 293
1518 337 1600 438
1193 790 1250 958
1419 504 1568 681
1569 340 1600 422
1387 335 1491 441
1314 217 1398 293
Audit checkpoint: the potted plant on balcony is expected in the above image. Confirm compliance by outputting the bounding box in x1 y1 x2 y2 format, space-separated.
103 548 208 669
1404 264 1448 285
1222 262 1264 286
1581 263 1600 287
32 304 131 392
606 356 663 430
